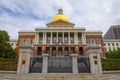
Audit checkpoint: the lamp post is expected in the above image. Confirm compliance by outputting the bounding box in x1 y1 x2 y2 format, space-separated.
2 54 5 58
58 39 63 47
58 39 63 56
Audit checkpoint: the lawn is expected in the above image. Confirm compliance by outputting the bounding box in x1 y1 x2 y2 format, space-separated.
0 58 120 71
0 58 18 71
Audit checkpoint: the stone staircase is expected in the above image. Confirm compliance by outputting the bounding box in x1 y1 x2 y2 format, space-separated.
0 73 120 80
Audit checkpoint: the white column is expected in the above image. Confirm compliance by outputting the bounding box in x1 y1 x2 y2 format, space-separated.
97 53 102 74
82 32 85 44
17 52 23 74
74 32 76 44
25 53 31 74
34 33 36 44
50 32 52 44
45 32 46 44
62 32 64 43
57 32 58 43
71 54 78 74
43 32 44 44
84 34 86 44
76 32 78 44
42 54 49 73
68 32 70 44
35 32 39 44
89 53 95 74
38 32 39 44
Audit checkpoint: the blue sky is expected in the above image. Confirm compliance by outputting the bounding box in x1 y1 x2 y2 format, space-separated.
0 0 120 39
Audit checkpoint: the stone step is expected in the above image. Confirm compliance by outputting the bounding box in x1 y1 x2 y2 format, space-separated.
0 73 120 80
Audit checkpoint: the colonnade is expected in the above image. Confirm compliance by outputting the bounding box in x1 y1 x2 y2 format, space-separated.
35 32 85 45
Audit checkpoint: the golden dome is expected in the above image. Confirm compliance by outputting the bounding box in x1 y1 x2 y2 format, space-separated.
51 8 70 22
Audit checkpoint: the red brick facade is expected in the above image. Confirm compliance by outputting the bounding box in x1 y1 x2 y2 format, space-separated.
16 33 105 58
16 35 35 56
86 35 105 57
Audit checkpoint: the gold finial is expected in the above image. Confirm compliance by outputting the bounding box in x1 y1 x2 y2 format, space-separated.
58 8 63 14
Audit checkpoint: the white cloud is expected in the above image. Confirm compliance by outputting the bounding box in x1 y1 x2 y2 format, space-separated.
0 0 120 39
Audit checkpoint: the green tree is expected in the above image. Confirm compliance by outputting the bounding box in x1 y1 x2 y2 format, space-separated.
0 30 15 59
0 30 9 42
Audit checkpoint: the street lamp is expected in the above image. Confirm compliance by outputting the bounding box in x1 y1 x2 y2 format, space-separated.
58 39 63 47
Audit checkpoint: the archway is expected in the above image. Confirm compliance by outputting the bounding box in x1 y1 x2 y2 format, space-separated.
79 47 83 55
71 47 75 54
46 47 50 54
38 47 42 55
64 47 69 56
52 47 56 56
58 47 62 56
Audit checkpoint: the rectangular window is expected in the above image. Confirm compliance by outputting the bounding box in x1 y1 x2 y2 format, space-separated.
94 60 97 64
104 43 106 46
93 56 97 59
109 47 111 51
113 47 115 51
116 43 119 46
104 48 107 52
112 43 114 46
22 60 25 64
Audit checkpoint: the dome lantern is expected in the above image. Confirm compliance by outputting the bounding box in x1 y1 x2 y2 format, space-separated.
51 8 70 22
58 8 63 14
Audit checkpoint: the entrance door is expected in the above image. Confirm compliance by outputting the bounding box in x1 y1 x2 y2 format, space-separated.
64 47 69 56
79 47 83 55
71 47 75 54
46 47 50 54
58 47 62 56
52 47 56 56
38 47 42 55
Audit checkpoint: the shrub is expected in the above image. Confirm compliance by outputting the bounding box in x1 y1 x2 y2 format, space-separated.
102 59 120 71
0 58 18 71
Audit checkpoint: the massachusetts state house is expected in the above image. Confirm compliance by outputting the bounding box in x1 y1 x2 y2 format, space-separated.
16 8 105 58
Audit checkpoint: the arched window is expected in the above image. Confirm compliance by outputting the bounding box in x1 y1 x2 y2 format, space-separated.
20 38 24 46
96 39 101 45
26 38 30 46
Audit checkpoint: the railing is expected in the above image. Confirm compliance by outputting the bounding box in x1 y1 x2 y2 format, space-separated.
48 56 72 73
19 44 34 47
29 56 43 73
77 56 90 73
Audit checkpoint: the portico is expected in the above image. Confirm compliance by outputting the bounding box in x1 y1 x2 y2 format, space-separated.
34 29 86 56
35 30 85 45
